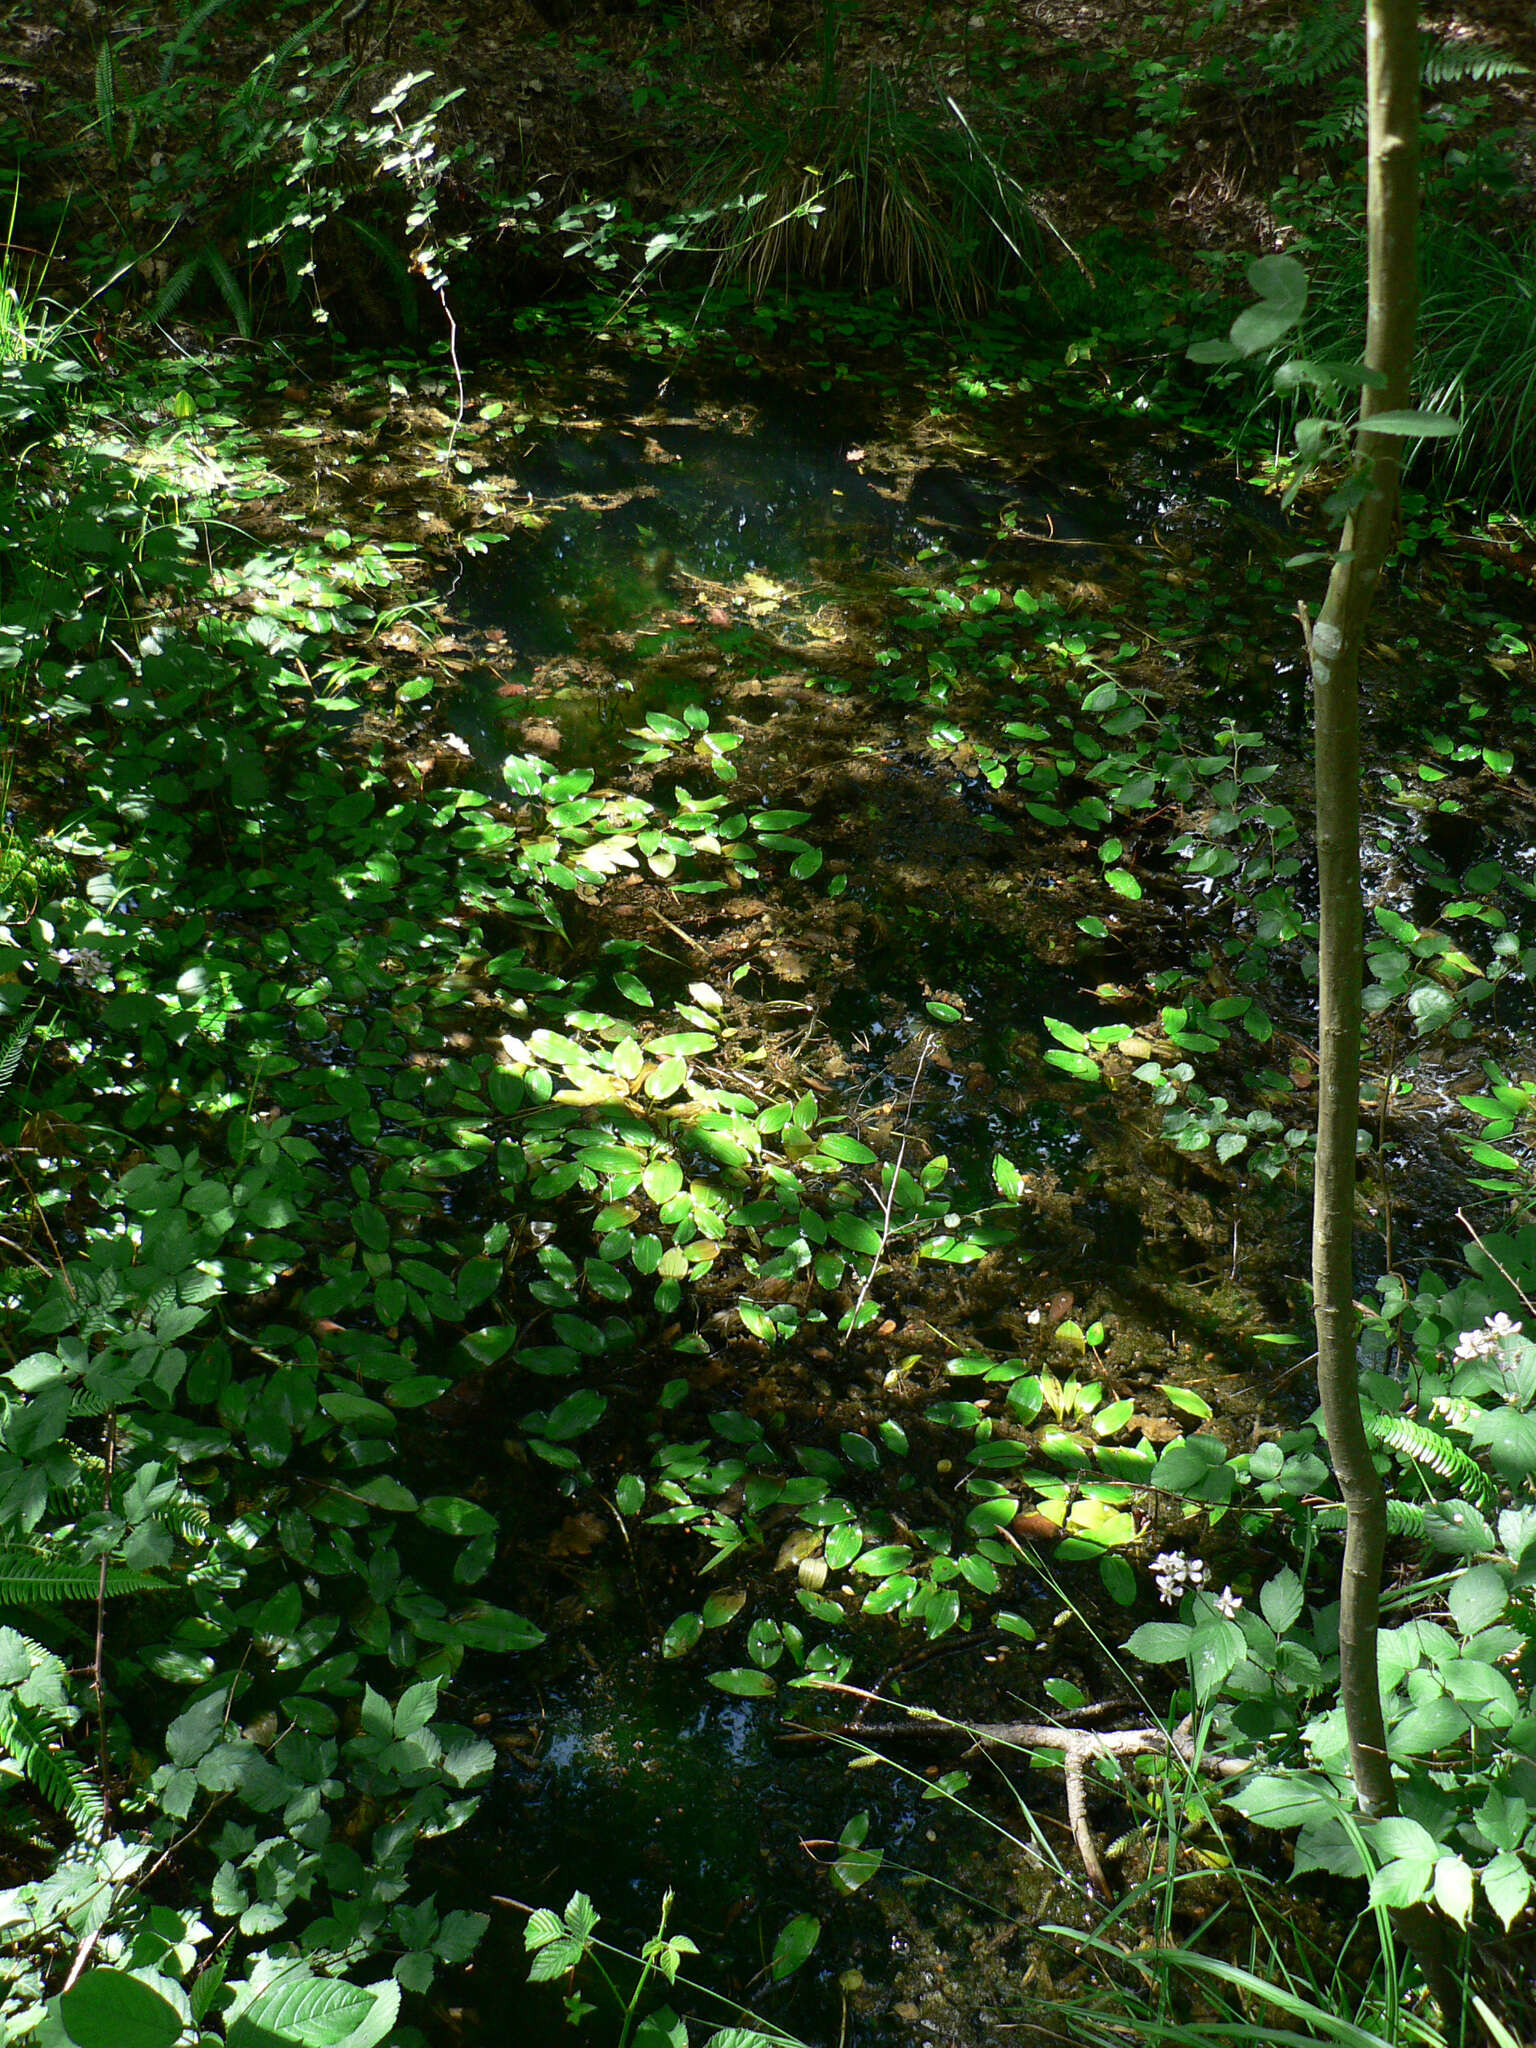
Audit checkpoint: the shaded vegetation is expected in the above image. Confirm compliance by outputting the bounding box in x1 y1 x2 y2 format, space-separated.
2 3 1536 2045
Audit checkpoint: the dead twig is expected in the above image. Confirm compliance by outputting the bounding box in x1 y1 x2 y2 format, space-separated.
786 1681 1249 1899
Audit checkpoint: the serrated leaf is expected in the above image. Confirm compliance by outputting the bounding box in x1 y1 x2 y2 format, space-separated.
1189 1617 1244 1701
1259 1566 1303 1635
1433 1853 1475 1926
1124 1622 1193 1663
1483 1852 1532 1930
53 1972 185 2048
1449 1562 1507 1636
1225 1772 1340 1829
1370 1855 1435 1911
228 1974 401 2048
1188 337 1241 365
1230 299 1304 355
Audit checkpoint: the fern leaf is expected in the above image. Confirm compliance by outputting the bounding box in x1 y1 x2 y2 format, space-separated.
159 0 239 87
154 1500 210 1546
148 255 206 327
0 1008 36 1100
142 1280 176 1326
237 0 342 109
1364 1409 1499 1513
1316 1500 1429 1539
94 41 117 162
1299 103 1367 148
1263 0 1360 89
340 214 418 332
0 1551 171 1604
66 1388 115 1419
273 3 343 77
202 246 254 340
1421 40 1528 88
0 1693 104 1838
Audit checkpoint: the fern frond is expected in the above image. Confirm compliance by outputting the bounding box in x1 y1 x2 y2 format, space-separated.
66 1388 114 1419
1299 103 1367 148
154 1500 210 1546
1263 1 1360 88
159 0 239 87
0 1693 104 1838
1427 1394 1478 1429
1364 1409 1499 1513
94 41 117 161
237 1 343 110
271 3 342 81
141 1280 176 1327
1316 1499 1429 1539
0 1008 36 1100
0 1551 171 1604
202 246 253 340
148 255 205 327
1421 41 1528 88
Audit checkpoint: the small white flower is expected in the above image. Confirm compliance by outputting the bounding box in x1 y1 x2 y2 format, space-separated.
1453 1312 1523 1363
1213 1586 1243 1620
1151 1550 1207 1606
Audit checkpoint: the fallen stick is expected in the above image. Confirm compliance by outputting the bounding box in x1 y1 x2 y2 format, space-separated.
782 1682 1250 1900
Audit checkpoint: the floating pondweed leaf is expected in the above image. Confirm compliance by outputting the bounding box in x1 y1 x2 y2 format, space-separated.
702 1589 747 1628
662 1612 703 1659
708 1668 775 1698
851 1545 913 1577
769 1913 820 1983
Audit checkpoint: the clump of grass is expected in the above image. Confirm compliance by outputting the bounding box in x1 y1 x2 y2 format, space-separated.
1037 1924 1449 2048
1287 204 1536 510
691 10 1051 319
1414 226 1536 509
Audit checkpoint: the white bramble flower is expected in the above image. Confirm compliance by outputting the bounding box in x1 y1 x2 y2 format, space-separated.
1453 1312 1523 1363
1152 1551 1207 1605
1212 1586 1243 1620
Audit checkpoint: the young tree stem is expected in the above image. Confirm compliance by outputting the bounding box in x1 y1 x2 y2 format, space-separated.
1309 3 1464 2029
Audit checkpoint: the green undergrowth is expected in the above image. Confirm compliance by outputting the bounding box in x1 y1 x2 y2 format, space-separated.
0 316 1096 2035
4 268 1536 2038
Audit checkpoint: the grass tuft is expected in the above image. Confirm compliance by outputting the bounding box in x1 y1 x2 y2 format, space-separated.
691 30 1051 319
